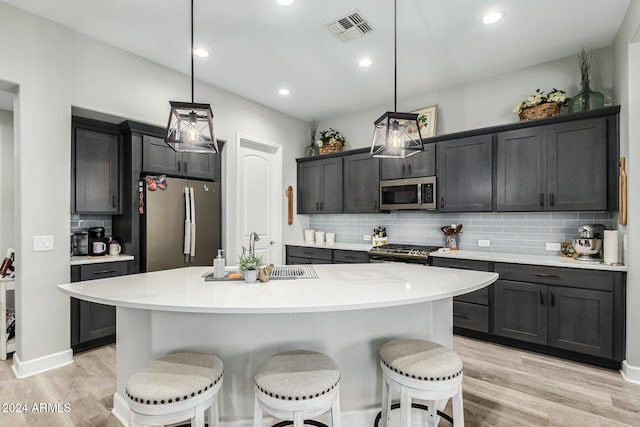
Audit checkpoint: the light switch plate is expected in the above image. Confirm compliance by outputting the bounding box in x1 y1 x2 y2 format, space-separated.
478 239 491 247
33 235 54 251
546 242 561 251
363 234 371 241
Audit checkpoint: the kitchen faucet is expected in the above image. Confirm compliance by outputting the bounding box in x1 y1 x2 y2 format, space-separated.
249 232 260 255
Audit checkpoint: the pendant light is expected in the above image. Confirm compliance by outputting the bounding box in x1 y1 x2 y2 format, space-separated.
370 0 424 159
165 0 219 153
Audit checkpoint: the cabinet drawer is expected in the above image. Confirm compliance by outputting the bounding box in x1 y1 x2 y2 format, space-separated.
79 262 128 281
286 246 333 261
431 258 492 271
455 287 489 305
333 250 369 263
494 263 614 291
286 256 332 265
453 301 489 333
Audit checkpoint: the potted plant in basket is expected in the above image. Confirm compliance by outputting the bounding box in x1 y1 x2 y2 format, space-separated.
238 252 263 283
316 128 346 154
513 88 568 121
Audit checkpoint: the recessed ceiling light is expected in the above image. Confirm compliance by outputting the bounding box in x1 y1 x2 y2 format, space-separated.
482 11 504 24
279 88 291 96
277 0 294 6
194 48 209 58
358 58 372 68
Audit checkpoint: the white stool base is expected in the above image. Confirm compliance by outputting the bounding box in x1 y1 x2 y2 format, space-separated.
253 386 341 427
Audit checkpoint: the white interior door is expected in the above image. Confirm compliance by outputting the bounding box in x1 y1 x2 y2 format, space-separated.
236 135 282 265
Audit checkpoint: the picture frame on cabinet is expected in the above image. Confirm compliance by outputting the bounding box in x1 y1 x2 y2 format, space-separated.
410 104 438 138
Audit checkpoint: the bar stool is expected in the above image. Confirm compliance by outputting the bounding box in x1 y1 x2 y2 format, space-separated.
125 352 224 427
253 349 341 427
377 338 464 427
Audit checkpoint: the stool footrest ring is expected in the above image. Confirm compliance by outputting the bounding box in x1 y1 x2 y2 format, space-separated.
272 421 329 427
373 402 453 426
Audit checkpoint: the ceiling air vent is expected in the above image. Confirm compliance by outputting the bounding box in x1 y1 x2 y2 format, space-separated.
326 10 374 43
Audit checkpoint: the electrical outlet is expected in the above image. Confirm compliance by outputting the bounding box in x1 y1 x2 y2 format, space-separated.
478 239 490 247
33 235 54 252
546 242 561 251
363 234 371 241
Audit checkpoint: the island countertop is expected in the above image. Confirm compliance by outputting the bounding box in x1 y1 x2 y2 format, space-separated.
57 263 498 314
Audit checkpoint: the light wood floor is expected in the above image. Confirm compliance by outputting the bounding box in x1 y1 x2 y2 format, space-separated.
1 336 640 426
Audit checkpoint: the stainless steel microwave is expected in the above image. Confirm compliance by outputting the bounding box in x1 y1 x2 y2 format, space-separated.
380 176 437 210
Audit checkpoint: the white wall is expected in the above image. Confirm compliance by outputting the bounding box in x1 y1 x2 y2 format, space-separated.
318 48 613 148
0 2 308 375
0 108 14 253
613 0 640 381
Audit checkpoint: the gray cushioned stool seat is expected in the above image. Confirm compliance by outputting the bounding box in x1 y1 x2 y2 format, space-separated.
125 352 224 405
380 338 463 382
254 350 340 401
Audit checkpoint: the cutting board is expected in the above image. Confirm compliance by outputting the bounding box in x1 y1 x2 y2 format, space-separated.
620 156 627 225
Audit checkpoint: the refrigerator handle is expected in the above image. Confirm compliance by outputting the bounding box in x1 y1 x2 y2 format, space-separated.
183 187 191 255
189 187 196 257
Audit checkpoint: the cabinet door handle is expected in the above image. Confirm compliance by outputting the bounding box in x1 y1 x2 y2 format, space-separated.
549 193 555 207
320 202 324 211
540 290 544 305
303 251 314 255
316 202 320 211
93 269 117 275
184 161 188 174
440 197 444 209
112 195 116 208
539 193 545 207
550 291 555 307
345 255 357 260
401 164 406 177
178 161 181 172
407 163 412 176
374 200 378 210
453 313 470 319
533 273 560 279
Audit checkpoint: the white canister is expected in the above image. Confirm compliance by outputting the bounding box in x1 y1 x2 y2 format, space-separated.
315 231 325 243
326 232 335 244
304 229 315 242
603 230 619 264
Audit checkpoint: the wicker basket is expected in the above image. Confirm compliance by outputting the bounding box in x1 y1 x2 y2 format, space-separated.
319 142 343 155
519 102 560 121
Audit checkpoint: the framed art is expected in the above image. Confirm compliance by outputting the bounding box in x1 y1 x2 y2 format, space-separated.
410 104 438 138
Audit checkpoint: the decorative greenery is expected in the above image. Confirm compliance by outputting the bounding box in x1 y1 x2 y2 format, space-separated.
513 88 569 115
309 120 318 144
316 128 346 147
238 252 263 272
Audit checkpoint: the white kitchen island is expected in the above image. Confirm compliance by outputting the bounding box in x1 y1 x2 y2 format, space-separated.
57 263 498 426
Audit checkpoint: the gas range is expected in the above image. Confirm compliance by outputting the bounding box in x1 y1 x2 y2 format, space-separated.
368 244 441 264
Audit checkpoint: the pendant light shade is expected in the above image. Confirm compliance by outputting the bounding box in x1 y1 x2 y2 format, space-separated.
165 0 219 154
370 0 424 159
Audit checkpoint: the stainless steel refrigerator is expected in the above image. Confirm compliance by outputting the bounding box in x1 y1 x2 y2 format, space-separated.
142 177 221 272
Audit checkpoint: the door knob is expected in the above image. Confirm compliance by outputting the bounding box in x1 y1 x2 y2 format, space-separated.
269 240 275 245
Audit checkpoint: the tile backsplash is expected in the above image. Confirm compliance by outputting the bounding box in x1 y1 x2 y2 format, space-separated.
309 212 616 256
70 214 113 237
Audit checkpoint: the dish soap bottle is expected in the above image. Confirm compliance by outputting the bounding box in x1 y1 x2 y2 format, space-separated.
213 249 225 278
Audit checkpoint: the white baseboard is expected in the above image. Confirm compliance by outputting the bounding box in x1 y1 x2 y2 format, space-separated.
621 360 640 384
11 349 73 379
112 393 130 426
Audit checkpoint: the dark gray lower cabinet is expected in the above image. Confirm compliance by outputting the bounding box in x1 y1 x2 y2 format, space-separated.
70 261 129 352
285 246 369 265
493 280 547 344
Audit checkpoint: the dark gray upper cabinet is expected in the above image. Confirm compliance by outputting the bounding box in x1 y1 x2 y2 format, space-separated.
437 135 493 212
343 153 380 213
142 134 220 181
380 145 436 180
497 117 607 211
297 157 343 214
72 118 120 214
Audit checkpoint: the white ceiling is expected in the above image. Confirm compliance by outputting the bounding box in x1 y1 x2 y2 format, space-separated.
0 0 631 120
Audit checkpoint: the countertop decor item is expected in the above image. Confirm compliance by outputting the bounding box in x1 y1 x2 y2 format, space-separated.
305 120 318 157
316 128 345 154
238 252 263 283
370 0 425 159
567 48 604 113
441 224 462 249
164 0 219 154
513 88 568 121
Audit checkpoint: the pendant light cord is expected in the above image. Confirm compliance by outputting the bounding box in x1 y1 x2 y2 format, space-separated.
393 0 397 113
191 0 194 103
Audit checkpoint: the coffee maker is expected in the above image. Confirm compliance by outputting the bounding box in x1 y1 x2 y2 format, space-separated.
88 227 109 256
572 224 605 261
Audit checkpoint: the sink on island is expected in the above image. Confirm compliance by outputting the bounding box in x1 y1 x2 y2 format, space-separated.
57 262 498 426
